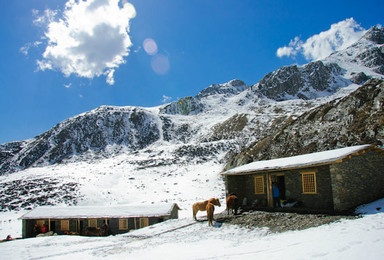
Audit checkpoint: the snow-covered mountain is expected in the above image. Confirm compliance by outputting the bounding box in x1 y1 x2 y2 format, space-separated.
0 26 383 215
326 26 384 76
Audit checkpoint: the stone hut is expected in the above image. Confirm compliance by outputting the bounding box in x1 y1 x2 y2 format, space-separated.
20 203 180 238
221 145 384 213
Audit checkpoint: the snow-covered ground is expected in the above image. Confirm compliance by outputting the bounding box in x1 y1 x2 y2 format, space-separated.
1 199 383 259
0 147 227 238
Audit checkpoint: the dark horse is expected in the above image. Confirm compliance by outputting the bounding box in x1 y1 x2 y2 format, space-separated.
102 223 113 236
84 227 102 236
226 194 239 215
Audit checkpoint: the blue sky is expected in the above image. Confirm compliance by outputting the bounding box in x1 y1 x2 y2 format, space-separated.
0 0 383 144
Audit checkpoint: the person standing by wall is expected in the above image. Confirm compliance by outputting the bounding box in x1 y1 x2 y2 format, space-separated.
272 182 281 208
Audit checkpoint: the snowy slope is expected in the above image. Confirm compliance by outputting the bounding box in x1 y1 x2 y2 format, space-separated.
1 199 383 259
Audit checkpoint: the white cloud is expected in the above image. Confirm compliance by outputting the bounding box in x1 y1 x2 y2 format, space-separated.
276 36 301 58
276 46 296 58
276 18 366 61
20 41 42 56
161 95 172 103
35 0 136 85
33 9 57 26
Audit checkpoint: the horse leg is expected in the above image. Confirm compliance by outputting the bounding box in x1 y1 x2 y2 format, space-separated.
207 212 212 226
193 206 198 220
206 203 215 226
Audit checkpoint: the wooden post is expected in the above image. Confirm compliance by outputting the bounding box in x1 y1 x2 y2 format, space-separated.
267 173 273 208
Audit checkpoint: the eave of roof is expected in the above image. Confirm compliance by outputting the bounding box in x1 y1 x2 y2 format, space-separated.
20 203 179 220
221 145 377 176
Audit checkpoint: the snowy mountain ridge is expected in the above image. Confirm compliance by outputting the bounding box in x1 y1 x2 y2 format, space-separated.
325 26 384 76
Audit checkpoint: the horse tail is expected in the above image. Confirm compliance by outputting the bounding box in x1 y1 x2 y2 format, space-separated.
206 202 215 226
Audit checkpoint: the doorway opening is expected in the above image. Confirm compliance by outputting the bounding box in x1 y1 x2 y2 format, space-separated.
50 221 56 233
274 175 286 200
77 220 84 233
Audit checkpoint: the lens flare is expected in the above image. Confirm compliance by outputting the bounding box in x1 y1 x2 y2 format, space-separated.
143 38 158 55
151 54 170 75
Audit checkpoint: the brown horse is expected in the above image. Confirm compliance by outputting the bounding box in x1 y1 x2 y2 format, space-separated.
206 202 215 226
226 194 239 215
84 227 102 236
192 198 221 220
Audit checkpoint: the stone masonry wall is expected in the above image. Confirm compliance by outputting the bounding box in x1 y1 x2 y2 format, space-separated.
330 148 384 211
225 175 255 205
282 165 334 210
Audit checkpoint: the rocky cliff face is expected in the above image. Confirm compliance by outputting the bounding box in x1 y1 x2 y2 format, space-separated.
0 106 163 174
252 61 347 101
224 79 384 171
196 79 248 99
159 79 248 115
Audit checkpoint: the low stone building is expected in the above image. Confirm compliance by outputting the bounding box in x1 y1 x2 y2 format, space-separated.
221 145 384 213
20 203 180 238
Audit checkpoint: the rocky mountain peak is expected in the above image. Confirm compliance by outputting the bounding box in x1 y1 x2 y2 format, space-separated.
159 79 248 115
252 26 384 102
196 79 248 99
361 26 384 44
326 26 384 76
251 61 346 101
227 79 247 87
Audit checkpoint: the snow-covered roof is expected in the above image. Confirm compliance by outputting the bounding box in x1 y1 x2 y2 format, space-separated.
222 145 375 175
20 203 180 220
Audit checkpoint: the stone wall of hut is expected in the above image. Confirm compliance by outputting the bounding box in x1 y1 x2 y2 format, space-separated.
330 148 384 211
